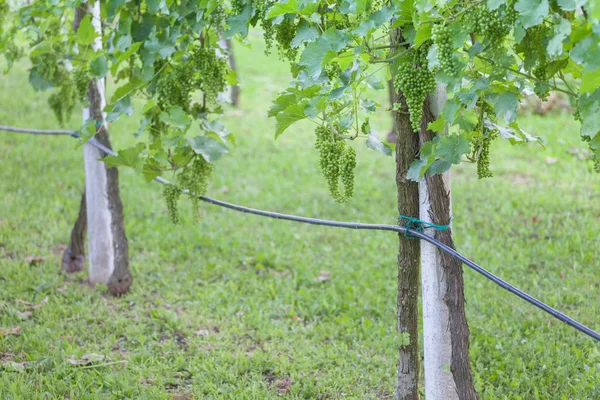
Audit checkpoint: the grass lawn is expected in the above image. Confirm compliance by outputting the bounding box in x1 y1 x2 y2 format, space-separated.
1 37 599 399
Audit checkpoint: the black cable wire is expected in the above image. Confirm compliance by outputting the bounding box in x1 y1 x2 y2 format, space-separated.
197 196 600 342
1 125 599 341
0 125 78 136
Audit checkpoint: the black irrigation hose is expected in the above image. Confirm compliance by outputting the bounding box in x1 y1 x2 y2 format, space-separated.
2 125 599 341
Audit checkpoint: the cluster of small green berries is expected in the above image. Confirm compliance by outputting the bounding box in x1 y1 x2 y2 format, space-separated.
532 60 550 100
48 79 77 125
73 67 90 103
465 4 511 46
325 63 343 80
191 47 229 104
393 45 437 131
178 155 214 220
156 63 194 110
432 24 458 76
314 126 356 202
163 183 182 224
253 1 277 54
34 54 61 82
473 131 497 179
275 18 298 61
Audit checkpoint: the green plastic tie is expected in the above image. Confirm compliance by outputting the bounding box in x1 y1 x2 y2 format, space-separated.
399 214 452 239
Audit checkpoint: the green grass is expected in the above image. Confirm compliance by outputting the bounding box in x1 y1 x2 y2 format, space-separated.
1 38 599 399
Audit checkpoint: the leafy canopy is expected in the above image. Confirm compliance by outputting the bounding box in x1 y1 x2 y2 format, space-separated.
0 0 598 201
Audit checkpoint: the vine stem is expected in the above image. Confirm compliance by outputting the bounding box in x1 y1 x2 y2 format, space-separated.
475 55 578 98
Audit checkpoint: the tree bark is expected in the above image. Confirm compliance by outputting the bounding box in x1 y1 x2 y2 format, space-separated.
75 1 132 294
61 191 86 273
419 86 477 400
217 36 240 107
226 38 240 107
86 79 133 295
391 30 420 400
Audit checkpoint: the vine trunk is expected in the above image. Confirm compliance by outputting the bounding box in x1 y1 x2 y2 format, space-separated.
391 30 420 400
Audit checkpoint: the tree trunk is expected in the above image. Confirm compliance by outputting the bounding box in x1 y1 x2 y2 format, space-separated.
391 30 420 400
217 36 240 107
77 2 132 294
226 38 240 107
419 85 477 400
61 191 86 273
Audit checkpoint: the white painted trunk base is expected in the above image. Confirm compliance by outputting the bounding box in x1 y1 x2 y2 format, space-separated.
420 85 458 400
83 1 114 284
419 174 457 400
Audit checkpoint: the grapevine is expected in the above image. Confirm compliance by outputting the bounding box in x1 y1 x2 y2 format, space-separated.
190 46 230 105
393 45 437 131
73 67 90 103
432 24 458 76
314 126 356 202
474 131 496 179
464 3 512 47
156 63 194 111
177 155 214 220
163 183 182 224
275 17 298 61
48 76 77 125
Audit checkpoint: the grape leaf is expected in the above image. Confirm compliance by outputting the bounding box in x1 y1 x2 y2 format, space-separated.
268 0 298 18
275 103 307 137
488 0 508 10
291 20 319 48
89 55 108 78
556 0 586 11
76 16 97 45
187 136 229 162
578 89 600 139
299 29 350 78
427 159 452 176
366 133 392 156
490 92 519 124
515 0 549 29
581 68 600 94
103 143 145 169
225 4 254 38
340 0 367 14
547 18 571 58
435 135 470 164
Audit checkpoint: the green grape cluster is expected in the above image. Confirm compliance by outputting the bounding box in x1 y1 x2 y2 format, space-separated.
314 126 356 202
253 1 277 54
432 24 458 76
191 47 229 104
393 45 437 131
33 53 62 83
230 0 243 14
48 76 78 125
520 25 552 100
73 67 90 103
473 131 497 179
465 4 511 46
275 18 298 61
325 63 342 80
339 145 356 198
156 63 194 110
178 155 214 220
163 184 182 224
532 61 550 100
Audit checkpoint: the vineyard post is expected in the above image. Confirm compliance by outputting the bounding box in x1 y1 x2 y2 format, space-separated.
419 85 477 399
76 2 115 284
